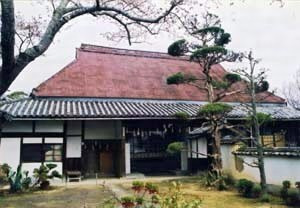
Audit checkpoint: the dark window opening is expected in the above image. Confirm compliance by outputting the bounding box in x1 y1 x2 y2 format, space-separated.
22 144 43 162
21 140 63 163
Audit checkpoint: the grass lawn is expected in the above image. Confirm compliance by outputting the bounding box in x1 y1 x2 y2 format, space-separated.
119 177 290 208
0 185 115 208
0 177 292 208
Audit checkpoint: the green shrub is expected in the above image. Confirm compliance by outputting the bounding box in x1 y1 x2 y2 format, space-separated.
135 196 144 205
236 179 254 198
260 193 271 203
7 164 31 193
286 189 300 206
120 196 135 208
200 171 218 187
252 184 262 198
282 180 291 189
119 181 201 208
222 172 236 186
295 181 300 189
33 164 61 190
266 184 281 196
280 187 288 200
166 142 183 155
216 178 227 191
0 163 10 185
145 182 158 194
132 181 144 192
280 180 292 201
159 182 201 208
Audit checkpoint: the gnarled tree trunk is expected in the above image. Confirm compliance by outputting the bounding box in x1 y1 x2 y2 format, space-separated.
207 123 222 177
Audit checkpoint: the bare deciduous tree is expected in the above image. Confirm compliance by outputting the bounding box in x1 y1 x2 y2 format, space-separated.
0 0 188 96
235 51 271 194
282 69 300 110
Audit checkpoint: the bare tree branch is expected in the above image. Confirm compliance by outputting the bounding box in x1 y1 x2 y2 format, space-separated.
0 0 183 95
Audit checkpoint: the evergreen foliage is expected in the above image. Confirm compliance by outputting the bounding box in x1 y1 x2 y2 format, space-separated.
33 164 61 190
224 73 241 83
247 112 271 127
190 46 228 61
167 39 188 56
167 72 197 85
236 179 254 198
174 112 190 120
167 142 184 155
198 103 232 117
255 80 269 93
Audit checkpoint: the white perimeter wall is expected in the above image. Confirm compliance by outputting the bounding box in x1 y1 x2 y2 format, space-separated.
0 138 21 170
221 144 300 185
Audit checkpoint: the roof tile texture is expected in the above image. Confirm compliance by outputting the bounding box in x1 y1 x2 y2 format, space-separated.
34 44 285 103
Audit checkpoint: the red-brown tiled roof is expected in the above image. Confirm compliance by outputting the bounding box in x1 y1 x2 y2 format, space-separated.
33 44 285 103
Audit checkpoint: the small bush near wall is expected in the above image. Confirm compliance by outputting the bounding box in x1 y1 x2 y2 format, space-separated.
236 179 254 198
280 180 300 206
197 171 236 191
6 164 31 193
259 193 271 203
252 184 262 198
33 164 62 190
0 163 10 186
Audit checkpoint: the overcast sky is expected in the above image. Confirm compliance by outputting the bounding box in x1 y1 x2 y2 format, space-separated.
9 0 300 97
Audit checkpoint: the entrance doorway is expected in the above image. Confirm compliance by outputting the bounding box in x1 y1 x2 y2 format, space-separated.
82 140 115 176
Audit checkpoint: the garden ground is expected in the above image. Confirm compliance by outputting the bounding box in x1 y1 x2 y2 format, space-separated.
0 185 114 208
0 176 291 208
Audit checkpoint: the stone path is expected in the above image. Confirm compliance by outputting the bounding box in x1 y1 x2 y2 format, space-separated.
55 175 187 198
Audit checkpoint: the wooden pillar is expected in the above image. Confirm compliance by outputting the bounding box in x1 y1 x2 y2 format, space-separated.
62 121 67 175
115 139 126 177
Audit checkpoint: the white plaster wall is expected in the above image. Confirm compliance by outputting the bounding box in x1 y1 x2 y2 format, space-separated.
35 120 63 132
221 144 300 185
221 145 235 171
23 162 63 177
23 137 43 144
0 138 21 170
238 156 300 185
22 163 41 176
2 121 32 133
85 120 122 140
66 136 81 158
44 137 63 144
125 143 131 174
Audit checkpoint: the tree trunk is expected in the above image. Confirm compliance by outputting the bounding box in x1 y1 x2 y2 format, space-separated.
250 66 267 193
207 122 222 177
205 69 223 177
1 0 15 95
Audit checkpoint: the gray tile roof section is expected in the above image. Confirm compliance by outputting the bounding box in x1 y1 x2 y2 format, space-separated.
0 98 299 120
